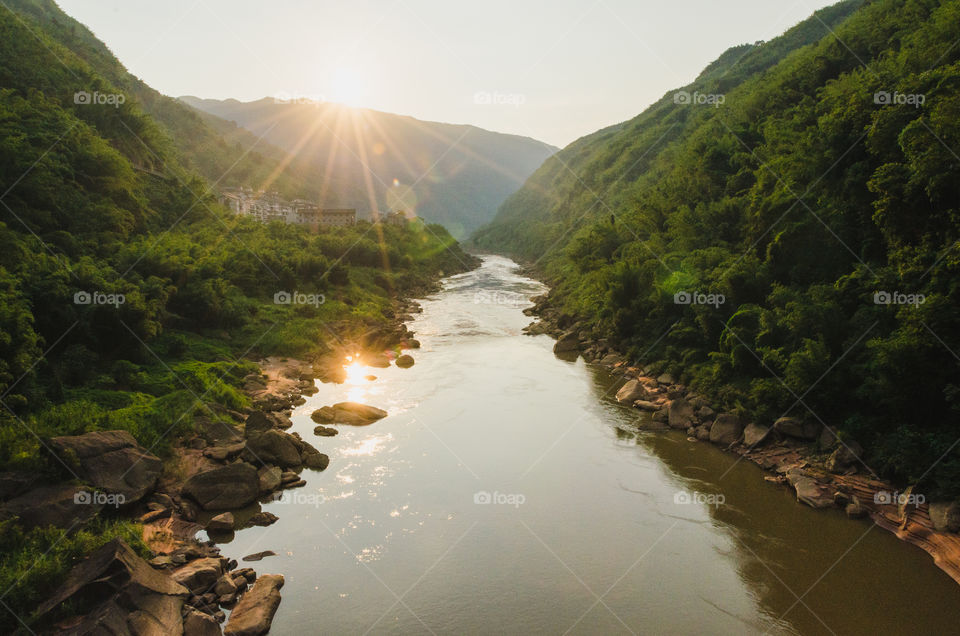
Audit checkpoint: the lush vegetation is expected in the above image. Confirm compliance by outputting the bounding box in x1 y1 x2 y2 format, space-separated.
0 0 473 628
475 0 960 497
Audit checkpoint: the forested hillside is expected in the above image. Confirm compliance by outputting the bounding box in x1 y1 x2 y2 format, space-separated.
474 0 960 495
0 0 472 625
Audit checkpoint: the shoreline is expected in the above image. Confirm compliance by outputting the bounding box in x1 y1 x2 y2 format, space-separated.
523 290 960 588
31 265 471 633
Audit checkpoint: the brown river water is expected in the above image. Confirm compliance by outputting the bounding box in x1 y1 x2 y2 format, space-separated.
217 255 960 635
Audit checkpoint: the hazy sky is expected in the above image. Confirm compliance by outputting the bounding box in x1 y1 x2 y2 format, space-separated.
58 0 838 147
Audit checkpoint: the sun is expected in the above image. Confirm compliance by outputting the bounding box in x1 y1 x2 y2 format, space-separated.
330 67 368 108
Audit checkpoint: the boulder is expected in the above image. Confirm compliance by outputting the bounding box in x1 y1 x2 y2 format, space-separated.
773 417 820 441
743 423 771 448
258 466 282 493
49 430 161 503
652 408 669 424
224 574 284 636
695 425 711 441
242 551 276 562
246 430 302 468
182 463 259 510
0 484 103 529
709 414 742 445
0 471 38 501
667 398 695 430
633 400 660 411
313 425 338 437
929 501 960 533
35 538 188 635
656 373 675 385
615 380 649 405
300 445 330 471
819 426 838 449
183 607 222 636
172 557 224 595
207 512 235 532
249 511 279 527
825 441 864 473
313 402 388 426
553 330 579 353
786 470 835 509
395 354 415 368
696 406 715 421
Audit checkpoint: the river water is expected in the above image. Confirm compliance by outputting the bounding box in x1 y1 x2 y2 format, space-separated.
221 255 960 635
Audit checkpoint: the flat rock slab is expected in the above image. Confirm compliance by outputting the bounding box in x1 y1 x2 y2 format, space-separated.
0 484 103 529
311 402 387 426
224 574 284 636
182 463 259 510
50 430 162 502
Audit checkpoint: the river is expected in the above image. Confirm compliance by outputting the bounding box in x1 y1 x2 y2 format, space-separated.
220 254 960 635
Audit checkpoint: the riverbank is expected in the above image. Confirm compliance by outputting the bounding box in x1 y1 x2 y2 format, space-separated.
18 264 474 634
523 291 960 588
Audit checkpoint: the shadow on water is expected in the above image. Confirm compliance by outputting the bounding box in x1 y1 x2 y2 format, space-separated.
586 363 960 635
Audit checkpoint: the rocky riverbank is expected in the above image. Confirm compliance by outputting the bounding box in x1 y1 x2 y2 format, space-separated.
9 292 431 635
523 293 960 587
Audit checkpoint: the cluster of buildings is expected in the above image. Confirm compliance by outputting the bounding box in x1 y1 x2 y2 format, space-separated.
219 187 410 229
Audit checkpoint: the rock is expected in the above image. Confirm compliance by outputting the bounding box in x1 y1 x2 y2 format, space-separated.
743 423 771 448
258 466 282 493
184 607 222 636
214 574 239 597
633 400 660 411
246 430 302 468
171 557 224 594
0 484 103 529
615 380 650 405
364 375 378 381
773 417 820 441
280 471 300 485
207 512 235 532
652 408 669 423
656 373 674 385
395 354 415 368
845 500 868 519
140 508 171 524
242 551 276 562
709 414 742 445
313 402 388 426
249 511 279 527
203 442 246 462
35 539 188 635
284 479 307 489
825 441 864 473
182 463 259 510
49 430 162 503
929 501 960 533
668 398 695 430
0 471 38 501
313 425 339 437
696 406 715 421
695 425 711 441
786 469 835 509
300 446 330 471
224 574 284 636
244 412 276 438
819 426 838 449
553 330 579 353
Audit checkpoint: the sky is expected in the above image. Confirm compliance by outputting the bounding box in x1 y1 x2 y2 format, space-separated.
57 0 839 148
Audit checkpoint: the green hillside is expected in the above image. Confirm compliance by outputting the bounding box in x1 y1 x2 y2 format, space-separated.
0 1 472 627
474 0 960 495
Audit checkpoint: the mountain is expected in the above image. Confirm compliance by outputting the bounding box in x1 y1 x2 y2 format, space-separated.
474 0 960 496
179 96 558 238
